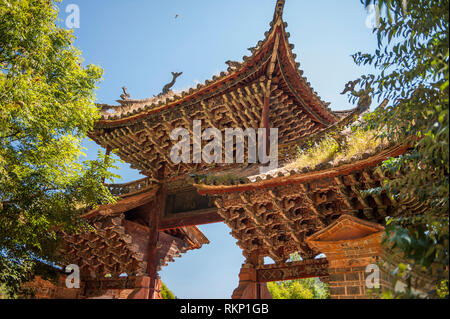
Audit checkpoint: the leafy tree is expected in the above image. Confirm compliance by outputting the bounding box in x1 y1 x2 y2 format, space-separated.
0 283 8 299
0 0 117 296
161 282 176 299
267 277 329 299
349 0 448 297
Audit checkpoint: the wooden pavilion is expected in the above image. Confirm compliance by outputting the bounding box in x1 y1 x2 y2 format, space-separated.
24 0 432 299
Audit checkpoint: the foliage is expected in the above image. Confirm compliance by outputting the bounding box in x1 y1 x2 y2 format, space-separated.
267 277 329 299
349 0 449 297
0 0 118 296
0 283 9 299
161 282 176 299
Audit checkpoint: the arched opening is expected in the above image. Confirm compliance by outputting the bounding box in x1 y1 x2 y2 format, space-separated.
159 222 244 298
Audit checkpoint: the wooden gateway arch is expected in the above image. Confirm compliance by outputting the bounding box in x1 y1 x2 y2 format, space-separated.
24 0 433 299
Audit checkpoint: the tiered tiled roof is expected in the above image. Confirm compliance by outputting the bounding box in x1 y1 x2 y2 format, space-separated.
60 186 209 279
192 141 422 263
88 0 355 181
60 218 209 279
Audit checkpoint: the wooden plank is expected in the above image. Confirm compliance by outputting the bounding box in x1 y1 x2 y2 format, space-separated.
159 208 223 230
257 258 328 282
165 188 215 215
81 187 158 219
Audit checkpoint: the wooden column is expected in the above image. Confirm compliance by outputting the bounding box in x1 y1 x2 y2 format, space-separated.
146 165 166 299
231 264 272 299
232 252 271 299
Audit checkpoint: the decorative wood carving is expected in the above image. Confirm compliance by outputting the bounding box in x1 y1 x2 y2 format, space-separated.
257 258 329 282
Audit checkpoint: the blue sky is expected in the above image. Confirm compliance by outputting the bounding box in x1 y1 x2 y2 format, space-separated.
58 0 379 298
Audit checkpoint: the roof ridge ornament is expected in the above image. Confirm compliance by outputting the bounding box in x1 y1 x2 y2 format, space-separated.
225 60 241 71
159 71 183 96
120 86 130 100
340 77 374 114
272 0 286 24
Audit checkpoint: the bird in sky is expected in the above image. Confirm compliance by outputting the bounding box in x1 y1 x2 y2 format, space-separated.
175 14 179 19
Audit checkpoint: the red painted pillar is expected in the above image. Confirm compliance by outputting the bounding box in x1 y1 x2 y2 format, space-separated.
232 264 272 299
146 166 166 299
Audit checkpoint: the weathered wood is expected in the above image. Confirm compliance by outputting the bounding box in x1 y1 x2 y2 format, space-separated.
146 165 166 299
164 187 215 216
81 187 158 219
257 258 329 282
159 209 223 230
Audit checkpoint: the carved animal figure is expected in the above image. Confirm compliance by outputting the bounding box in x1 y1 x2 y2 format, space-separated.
247 46 258 54
160 72 182 95
340 78 373 113
225 60 241 70
120 86 130 100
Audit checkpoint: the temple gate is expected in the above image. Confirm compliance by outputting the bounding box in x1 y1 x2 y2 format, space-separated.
23 0 432 299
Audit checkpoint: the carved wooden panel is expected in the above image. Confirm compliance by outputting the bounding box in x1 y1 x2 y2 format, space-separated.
257 258 328 282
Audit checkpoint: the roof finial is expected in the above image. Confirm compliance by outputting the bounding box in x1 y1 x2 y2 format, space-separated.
158 71 183 96
120 86 130 100
272 0 285 23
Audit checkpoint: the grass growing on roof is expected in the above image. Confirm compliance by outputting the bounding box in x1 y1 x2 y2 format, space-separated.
337 129 383 162
203 173 240 184
286 128 387 171
286 136 340 171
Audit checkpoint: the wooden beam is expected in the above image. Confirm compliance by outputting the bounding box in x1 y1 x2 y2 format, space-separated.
261 31 280 135
159 209 223 230
257 258 329 283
